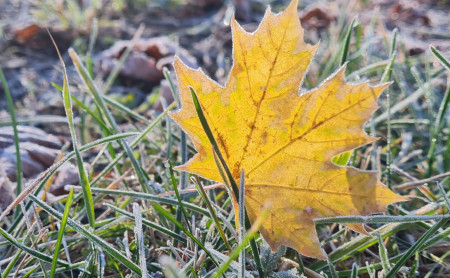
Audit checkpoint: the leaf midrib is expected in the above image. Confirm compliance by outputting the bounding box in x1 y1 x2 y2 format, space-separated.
235 15 291 176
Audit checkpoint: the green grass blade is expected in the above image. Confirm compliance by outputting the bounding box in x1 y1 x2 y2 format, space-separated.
385 218 448 278
90 102 175 186
4 132 137 233
0 226 72 268
430 46 450 71
167 160 191 234
67 91 110 131
310 223 411 270
51 33 96 228
238 170 246 278
192 176 232 252
389 28 398 56
0 66 22 195
340 18 356 66
105 203 187 243
211 209 268 278
189 87 239 198
104 95 150 124
446 122 450 170
84 187 210 215
314 214 447 224
164 67 189 247
133 203 148 278
2 249 23 277
381 39 397 188
295 252 306 276
381 51 397 83
86 18 98 78
50 188 74 278
29 195 142 275
408 252 419 278
427 81 450 176
350 262 358 278
436 182 450 209
152 203 222 270
376 232 390 273
68 48 150 193
332 151 351 166
327 257 339 278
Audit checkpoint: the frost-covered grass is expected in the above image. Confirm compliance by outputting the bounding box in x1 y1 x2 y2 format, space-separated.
0 2 449 277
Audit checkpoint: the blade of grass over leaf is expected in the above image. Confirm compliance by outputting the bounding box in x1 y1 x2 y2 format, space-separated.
50 188 74 278
50 32 96 228
188 87 239 199
173 1 407 260
29 195 142 275
188 87 264 277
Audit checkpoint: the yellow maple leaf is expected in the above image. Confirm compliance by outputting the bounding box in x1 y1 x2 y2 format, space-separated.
170 0 408 259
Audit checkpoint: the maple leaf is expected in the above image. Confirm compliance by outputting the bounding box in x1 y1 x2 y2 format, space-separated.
169 0 408 259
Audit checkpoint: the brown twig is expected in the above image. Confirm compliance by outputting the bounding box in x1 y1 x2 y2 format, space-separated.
395 171 450 190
